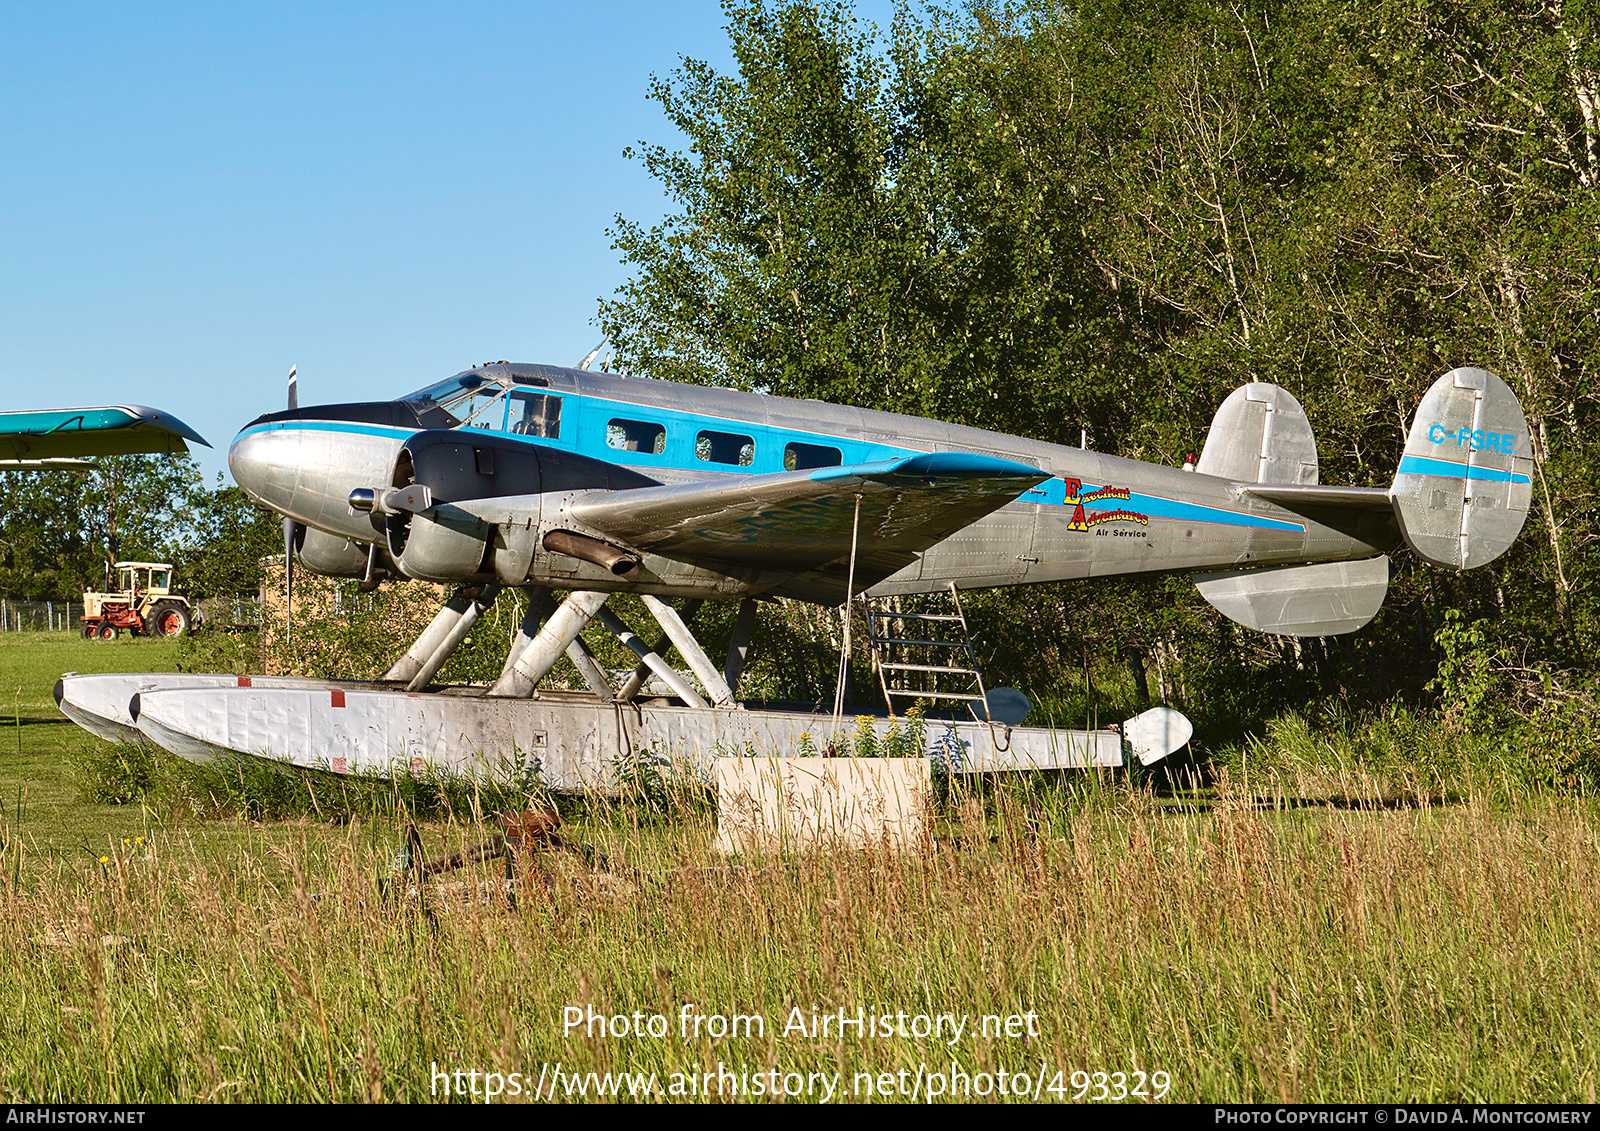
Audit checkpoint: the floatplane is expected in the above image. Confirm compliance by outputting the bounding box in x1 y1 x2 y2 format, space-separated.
56 360 1531 790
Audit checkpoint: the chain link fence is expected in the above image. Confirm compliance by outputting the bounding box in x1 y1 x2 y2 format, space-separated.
0 597 262 633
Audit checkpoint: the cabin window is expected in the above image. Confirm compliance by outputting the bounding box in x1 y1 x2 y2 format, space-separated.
608 418 666 455
697 430 754 466
784 442 842 471
508 391 561 438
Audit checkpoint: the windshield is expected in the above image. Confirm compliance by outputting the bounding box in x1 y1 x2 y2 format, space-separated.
401 374 501 427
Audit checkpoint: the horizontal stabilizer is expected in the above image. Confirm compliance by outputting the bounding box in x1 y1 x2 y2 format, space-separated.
1197 383 1319 485
1242 484 1391 512
1390 368 1531 569
1194 555 1389 636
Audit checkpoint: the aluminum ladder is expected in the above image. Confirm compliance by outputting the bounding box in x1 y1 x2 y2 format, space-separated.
861 583 990 721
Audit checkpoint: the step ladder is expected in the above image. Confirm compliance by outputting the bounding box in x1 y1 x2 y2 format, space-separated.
862 583 990 721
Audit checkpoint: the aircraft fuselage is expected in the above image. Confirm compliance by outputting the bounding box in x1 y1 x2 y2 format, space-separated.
229 362 1394 602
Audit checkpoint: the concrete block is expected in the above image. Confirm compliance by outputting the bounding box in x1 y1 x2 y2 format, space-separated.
714 757 930 854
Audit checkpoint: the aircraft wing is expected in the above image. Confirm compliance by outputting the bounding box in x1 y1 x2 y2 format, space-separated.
0 405 210 462
566 451 1050 591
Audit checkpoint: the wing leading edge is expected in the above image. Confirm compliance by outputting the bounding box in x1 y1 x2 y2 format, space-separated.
0 405 210 462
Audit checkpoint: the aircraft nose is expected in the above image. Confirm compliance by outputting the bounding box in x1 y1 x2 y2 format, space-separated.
229 424 302 512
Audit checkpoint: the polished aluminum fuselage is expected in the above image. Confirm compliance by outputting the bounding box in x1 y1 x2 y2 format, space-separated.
229 363 1388 600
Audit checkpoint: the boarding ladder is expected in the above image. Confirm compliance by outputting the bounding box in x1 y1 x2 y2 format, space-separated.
861 583 990 721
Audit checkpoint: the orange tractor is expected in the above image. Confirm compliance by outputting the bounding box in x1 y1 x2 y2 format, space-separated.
81 562 197 640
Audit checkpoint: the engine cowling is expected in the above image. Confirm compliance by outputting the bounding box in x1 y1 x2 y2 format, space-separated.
294 527 372 578
383 430 655 584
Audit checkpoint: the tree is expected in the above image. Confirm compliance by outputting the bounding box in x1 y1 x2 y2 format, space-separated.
79 455 206 577
0 455 205 598
0 471 98 599
184 480 283 600
599 0 1137 443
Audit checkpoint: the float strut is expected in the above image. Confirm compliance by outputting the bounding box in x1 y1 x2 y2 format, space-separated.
495 587 556 695
564 636 616 702
722 598 758 698
382 585 484 683
405 584 501 692
492 587 615 701
641 594 736 707
488 590 610 698
595 606 708 709
615 599 702 702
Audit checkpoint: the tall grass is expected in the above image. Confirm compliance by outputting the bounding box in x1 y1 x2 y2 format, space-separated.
2 769 1596 1103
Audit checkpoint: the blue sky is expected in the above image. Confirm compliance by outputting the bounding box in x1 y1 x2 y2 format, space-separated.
0 2 898 484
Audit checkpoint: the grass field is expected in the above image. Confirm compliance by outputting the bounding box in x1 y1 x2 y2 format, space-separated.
2 633 1598 1103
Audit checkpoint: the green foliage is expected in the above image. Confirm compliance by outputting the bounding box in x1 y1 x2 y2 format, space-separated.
69 737 549 825
609 749 715 822
0 454 205 599
184 481 282 600
69 741 161 807
1430 609 1506 730
601 0 1600 784
600 0 1136 442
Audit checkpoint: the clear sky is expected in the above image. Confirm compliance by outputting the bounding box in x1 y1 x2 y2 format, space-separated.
0 1 898 484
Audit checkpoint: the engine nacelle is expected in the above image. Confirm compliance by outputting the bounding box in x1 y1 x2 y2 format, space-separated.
393 510 495 582
295 527 371 578
383 430 655 583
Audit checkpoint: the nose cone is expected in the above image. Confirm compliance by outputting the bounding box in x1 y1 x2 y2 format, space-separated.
228 402 416 536
229 424 302 513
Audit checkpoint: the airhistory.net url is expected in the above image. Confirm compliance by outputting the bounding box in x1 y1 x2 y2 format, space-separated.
430 1060 1172 1101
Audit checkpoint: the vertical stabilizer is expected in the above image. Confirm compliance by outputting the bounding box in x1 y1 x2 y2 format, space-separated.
1390 368 1532 569
1196 382 1319 485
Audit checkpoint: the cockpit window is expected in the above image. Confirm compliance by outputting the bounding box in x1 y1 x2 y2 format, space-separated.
459 387 506 430
401 374 496 427
509 391 561 438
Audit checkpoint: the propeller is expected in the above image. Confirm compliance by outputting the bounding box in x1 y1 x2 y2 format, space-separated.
284 364 297 647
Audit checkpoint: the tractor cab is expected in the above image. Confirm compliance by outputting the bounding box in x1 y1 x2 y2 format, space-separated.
116 562 172 597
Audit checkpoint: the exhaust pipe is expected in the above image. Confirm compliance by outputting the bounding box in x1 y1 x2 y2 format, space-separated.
542 529 642 578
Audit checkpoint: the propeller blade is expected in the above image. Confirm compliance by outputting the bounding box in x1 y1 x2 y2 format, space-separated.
283 367 296 646
283 516 295 647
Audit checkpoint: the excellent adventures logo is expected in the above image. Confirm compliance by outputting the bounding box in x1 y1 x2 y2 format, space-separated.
1062 478 1149 532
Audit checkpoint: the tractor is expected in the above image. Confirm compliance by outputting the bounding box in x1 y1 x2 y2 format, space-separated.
81 562 198 640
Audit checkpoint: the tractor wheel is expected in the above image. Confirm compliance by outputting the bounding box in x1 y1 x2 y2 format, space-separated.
98 624 118 640
149 602 192 638
80 621 94 639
